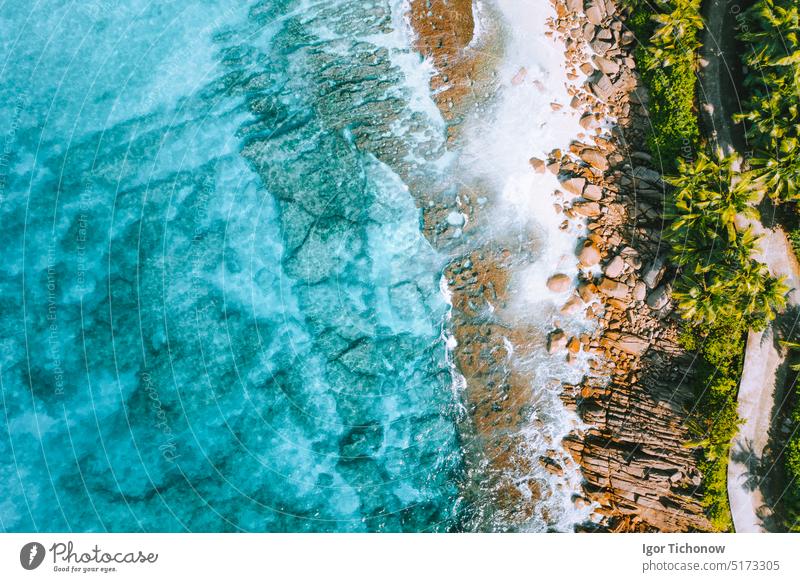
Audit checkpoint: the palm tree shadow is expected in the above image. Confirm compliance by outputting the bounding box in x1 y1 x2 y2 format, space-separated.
731 438 782 530
731 438 764 493
762 311 800 530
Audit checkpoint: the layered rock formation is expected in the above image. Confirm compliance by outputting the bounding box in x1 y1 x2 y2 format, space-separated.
409 0 713 531
544 0 713 531
409 0 586 530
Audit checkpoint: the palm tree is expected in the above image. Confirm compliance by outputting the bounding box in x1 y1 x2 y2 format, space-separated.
736 0 800 203
780 339 800 371
740 0 800 69
753 274 789 322
673 281 723 324
747 150 800 202
668 151 760 240
725 226 762 265
647 0 705 69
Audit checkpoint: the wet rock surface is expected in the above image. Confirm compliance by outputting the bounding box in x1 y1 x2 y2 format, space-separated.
546 0 712 532
410 0 581 531
411 0 712 532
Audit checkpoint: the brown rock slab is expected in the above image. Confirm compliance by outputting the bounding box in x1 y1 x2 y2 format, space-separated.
643 257 666 289
560 295 584 314
578 281 597 302
573 201 601 217
529 157 546 173
578 242 601 267
607 333 649 355
579 113 597 130
632 280 647 301
586 4 604 25
581 148 609 171
589 38 614 56
595 27 613 42
547 329 568 354
646 285 671 310
547 273 572 293
598 277 628 299
604 255 625 279
582 23 596 43
583 184 603 201
592 55 620 76
561 177 586 196
621 29 635 45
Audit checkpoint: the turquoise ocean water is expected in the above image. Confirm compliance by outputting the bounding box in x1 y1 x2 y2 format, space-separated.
0 0 466 532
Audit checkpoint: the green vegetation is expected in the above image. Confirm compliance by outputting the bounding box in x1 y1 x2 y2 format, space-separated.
737 0 800 530
681 316 746 531
668 152 788 328
736 0 800 202
785 430 800 531
624 0 789 531
778 341 800 531
790 229 800 258
626 0 701 169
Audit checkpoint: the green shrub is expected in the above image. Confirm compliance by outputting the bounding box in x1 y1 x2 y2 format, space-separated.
696 316 747 376
624 0 744 530
709 377 738 395
696 383 741 531
780 376 800 531
699 453 734 531
639 50 700 169
624 0 701 171
785 435 800 531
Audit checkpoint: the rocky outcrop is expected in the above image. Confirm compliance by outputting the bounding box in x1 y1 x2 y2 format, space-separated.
408 0 712 532
545 0 712 532
408 0 495 139
409 0 580 532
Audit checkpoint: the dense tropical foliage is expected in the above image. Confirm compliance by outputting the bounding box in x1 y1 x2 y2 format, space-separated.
668 152 788 328
625 0 700 167
737 0 800 530
777 340 800 531
737 0 800 203
648 0 705 67
624 0 792 531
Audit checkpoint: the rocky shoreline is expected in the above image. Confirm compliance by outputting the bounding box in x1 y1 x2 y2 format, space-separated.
409 0 590 530
409 0 713 531
539 0 713 531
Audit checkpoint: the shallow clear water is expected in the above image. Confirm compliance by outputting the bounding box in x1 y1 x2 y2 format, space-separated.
0 0 464 532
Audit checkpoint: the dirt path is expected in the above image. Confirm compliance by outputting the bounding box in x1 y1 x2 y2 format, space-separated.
728 221 800 532
697 0 742 155
698 0 800 532
729 328 782 531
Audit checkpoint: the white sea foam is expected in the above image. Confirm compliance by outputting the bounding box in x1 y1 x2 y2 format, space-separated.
386 0 450 141
440 273 469 409
456 0 599 530
468 0 488 49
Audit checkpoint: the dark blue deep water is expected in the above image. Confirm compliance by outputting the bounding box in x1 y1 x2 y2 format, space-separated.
0 0 464 531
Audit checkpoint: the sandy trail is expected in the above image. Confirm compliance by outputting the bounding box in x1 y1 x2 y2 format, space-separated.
698 0 800 532
727 223 800 532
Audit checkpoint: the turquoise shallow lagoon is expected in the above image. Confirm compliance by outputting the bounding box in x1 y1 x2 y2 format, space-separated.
0 0 464 532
